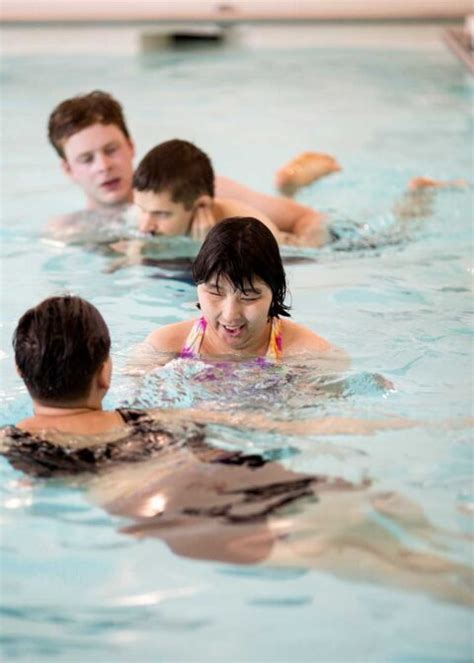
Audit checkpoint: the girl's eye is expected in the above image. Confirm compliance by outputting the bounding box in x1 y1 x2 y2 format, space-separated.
241 290 259 301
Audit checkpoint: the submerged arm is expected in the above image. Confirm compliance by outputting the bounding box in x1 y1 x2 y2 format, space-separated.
148 407 416 436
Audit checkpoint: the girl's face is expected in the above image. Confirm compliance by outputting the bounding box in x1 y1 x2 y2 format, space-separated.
197 274 273 354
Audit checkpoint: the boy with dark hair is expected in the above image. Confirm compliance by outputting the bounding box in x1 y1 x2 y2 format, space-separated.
2 296 472 604
133 139 281 241
14 295 111 406
47 91 327 243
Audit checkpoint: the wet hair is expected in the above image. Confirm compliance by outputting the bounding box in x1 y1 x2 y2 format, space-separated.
192 217 291 318
133 139 214 209
48 90 131 158
13 296 111 404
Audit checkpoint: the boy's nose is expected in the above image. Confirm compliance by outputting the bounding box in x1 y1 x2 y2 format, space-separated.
94 151 113 172
139 213 157 234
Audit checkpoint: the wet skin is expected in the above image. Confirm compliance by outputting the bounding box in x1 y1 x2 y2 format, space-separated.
197 276 274 356
61 123 135 209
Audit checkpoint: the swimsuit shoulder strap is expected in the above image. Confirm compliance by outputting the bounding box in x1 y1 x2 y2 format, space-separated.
180 317 207 359
115 408 151 425
265 317 283 360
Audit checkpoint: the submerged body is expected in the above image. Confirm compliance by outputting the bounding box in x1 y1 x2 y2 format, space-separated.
1 415 472 607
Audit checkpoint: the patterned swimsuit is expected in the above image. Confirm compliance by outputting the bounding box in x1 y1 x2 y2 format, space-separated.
0 409 203 477
0 412 321 524
180 316 283 360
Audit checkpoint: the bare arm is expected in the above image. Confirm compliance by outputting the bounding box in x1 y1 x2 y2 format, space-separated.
148 407 414 436
215 175 327 243
215 197 282 243
149 408 474 437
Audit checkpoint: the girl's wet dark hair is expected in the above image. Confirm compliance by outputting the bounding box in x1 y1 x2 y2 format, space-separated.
13 296 111 404
192 217 291 318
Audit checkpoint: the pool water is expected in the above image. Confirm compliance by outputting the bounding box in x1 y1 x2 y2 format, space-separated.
1 24 473 662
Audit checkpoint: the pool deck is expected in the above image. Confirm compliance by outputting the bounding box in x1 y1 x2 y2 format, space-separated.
1 0 471 24
0 22 464 57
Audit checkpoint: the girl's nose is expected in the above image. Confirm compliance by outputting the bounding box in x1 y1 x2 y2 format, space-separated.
221 295 242 323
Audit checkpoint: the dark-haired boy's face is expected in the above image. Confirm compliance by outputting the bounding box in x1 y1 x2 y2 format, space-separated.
61 123 134 209
134 189 194 236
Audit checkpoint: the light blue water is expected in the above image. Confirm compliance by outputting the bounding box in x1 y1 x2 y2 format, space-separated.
1 25 473 662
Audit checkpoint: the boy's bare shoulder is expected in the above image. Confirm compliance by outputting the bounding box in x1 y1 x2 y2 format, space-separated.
215 197 265 220
214 198 281 241
146 320 195 353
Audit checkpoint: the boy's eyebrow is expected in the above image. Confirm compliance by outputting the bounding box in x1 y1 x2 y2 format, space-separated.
75 141 119 160
134 200 171 214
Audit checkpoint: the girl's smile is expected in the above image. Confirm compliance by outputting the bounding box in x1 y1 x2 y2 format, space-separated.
197 275 273 355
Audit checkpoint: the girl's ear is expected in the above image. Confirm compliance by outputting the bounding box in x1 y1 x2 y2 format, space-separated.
15 364 23 377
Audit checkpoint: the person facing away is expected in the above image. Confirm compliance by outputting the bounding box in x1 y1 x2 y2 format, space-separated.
1 298 472 606
1 295 409 465
47 90 326 242
145 216 344 362
132 139 282 241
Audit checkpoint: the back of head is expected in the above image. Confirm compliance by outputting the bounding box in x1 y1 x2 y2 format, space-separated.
192 217 290 317
48 90 131 158
133 139 214 209
13 296 111 404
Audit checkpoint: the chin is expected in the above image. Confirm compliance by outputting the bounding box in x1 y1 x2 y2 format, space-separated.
102 194 128 207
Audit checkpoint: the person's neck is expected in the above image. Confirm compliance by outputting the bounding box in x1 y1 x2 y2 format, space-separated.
33 401 102 418
86 197 132 212
205 319 272 358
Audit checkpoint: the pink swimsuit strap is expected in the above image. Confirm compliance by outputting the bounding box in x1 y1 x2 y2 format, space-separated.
179 316 283 360
179 316 208 358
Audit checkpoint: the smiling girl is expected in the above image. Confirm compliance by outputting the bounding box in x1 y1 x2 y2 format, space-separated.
146 217 343 361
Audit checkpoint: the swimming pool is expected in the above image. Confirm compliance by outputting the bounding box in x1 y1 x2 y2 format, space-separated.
1 23 473 661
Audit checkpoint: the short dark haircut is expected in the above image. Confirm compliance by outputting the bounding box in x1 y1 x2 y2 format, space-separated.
13 296 111 404
133 139 214 209
192 217 291 318
48 90 131 158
